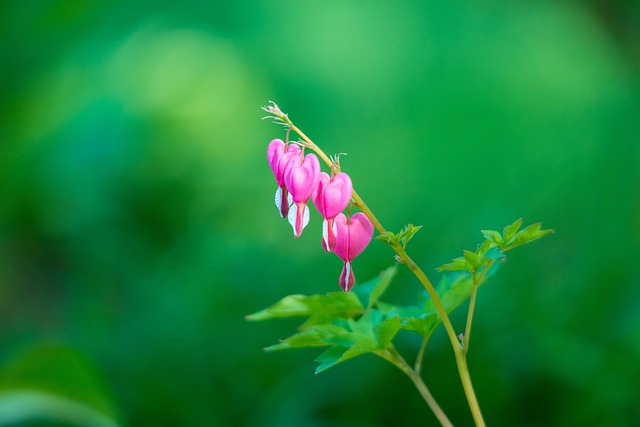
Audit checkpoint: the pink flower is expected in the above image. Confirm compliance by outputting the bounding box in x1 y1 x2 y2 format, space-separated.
267 139 302 218
333 212 374 292
312 172 353 252
284 152 320 238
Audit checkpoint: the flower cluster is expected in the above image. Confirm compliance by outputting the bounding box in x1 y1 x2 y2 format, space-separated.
267 138 374 291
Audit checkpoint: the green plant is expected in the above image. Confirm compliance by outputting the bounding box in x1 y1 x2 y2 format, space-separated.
249 102 552 426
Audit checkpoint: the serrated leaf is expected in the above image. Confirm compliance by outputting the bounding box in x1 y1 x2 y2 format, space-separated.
315 346 349 373
463 250 481 268
314 333 379 373
372 274 473 340
402 314 439 338
481 229 503 246
368 268 396 308
399 224 423 248
375 232 399 247
390 270 500 340
310 309 392 373
265 324 347 351
428 273 474 315
376 301 424 319
315 339 379 374
476 240 493 257
436 256 472 272
503 218 523 245
483 246 504 260
374 315 402 348
246 292 363 322
506 223 553 250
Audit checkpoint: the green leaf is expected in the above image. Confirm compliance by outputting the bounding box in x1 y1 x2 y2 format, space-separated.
436 256 472 272
314 346 350 374
463 249 481 269
428 273 475 315
374 315 402 348
246 292 363 323
399 224 423 248
481 229 503 246
375 225 423 250
353 265 398 308
507 222 553 250
380 270 497 341
265 324 347 351
476 240 493 258
314 339 380 374
314 336 378 374
375 231 400 248
311 309 392 373
503 218 523 246
0 344 122 427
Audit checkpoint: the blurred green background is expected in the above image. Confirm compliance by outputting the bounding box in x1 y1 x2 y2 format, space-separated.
1 0 639 426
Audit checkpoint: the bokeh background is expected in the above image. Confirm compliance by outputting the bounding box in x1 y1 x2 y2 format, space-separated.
1 1 639 426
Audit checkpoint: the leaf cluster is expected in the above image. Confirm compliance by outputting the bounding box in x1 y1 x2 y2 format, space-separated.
437 219 552 274
376 224 423 251
247 266 475 373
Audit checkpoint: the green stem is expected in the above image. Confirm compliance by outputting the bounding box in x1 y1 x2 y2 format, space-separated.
464 259 497 352
395 252 486 427
414 335 429 374
454 351 485 426
463 272 479 353
270 104 485 426
379 347 453 427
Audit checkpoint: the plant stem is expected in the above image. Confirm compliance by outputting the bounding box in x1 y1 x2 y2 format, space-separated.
463 273 479 353
463 259 497 352
454 351 485 426
414 335 429 374
269 103 485 426
395 251 486 427
379 347 453 427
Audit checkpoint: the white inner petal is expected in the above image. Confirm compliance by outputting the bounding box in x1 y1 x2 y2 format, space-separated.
287 203 310 236
287 203 297 233
322 219 329 247
275 187 294 219
345 261 352 289
275 187 283 216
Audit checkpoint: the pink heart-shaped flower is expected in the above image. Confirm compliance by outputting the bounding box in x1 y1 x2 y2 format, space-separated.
284 153 320 238
312 172 352 252
333 212 374 291
313 172 352 220
267 140 302 218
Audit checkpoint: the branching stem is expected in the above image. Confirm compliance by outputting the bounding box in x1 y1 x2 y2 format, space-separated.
378 347 453 427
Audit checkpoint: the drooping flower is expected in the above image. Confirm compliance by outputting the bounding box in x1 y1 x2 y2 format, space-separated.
267 139 302 218
284 152 320 238
333 212 374 291
312 171 353 252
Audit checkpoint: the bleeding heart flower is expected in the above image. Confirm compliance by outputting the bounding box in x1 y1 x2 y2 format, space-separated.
312 172 353 252
333 212 374 291
267 139 302 218
284 152 320 238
